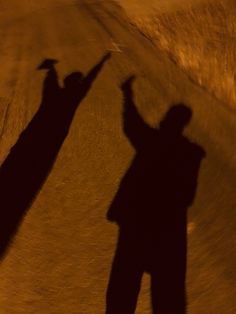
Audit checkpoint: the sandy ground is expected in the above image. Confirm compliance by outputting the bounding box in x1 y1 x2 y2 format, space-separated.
117 0 208 15
0 0 235 313
117 0 236 109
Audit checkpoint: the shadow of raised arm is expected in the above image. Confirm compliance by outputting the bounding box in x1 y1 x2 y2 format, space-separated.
121 76 154 150
82 52 111 99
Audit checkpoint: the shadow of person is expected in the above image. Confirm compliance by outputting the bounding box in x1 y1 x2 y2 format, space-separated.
106 76 206 314
0 52 111 260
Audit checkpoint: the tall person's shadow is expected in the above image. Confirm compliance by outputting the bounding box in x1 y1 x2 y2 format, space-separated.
106 76 206 314
0 52 111 260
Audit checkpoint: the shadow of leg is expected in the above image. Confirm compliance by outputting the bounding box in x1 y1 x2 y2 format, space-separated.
151 230 187 314
106 231 143 314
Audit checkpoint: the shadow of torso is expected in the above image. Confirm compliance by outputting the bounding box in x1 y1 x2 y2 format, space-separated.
108 130 204 263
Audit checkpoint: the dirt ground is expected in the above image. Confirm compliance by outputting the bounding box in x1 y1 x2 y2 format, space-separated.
0 1 235 313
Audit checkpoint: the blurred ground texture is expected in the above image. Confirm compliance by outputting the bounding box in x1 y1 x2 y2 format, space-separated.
0 1 235 313
118 0 236 109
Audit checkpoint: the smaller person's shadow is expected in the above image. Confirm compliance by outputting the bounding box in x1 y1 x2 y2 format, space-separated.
106 76 206 314
0 52 111 260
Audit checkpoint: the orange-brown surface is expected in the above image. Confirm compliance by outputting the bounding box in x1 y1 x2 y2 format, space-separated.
0 1 235 313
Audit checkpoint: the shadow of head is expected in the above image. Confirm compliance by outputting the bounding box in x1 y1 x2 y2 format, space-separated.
159 104 192 135
64 72 84 90
37 58 58 70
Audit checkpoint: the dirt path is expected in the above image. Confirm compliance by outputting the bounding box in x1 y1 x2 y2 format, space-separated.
0 1 235 313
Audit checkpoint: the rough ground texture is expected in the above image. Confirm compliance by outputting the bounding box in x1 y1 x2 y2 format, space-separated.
0 0 235 313
117 0 236 109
